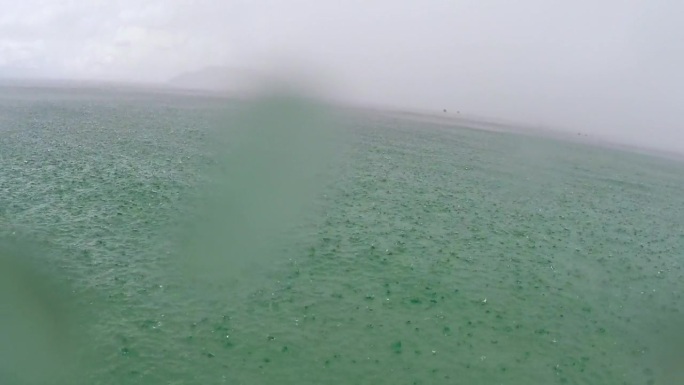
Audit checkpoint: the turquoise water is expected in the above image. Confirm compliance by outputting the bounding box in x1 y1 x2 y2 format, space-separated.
1 87 683 384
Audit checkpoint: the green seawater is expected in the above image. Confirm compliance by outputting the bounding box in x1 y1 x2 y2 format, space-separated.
1 87 683 384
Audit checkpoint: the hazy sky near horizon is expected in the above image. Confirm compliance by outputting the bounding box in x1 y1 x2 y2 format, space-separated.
1 0 683 150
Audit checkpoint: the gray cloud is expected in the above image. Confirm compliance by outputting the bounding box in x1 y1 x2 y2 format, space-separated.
0 0 682 151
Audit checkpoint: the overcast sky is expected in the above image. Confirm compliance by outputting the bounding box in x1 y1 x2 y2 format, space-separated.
1 0 682 150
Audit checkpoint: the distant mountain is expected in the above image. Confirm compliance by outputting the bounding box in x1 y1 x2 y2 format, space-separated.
167 66 266 93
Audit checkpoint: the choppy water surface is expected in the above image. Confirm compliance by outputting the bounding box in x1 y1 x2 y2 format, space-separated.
1 87 683 384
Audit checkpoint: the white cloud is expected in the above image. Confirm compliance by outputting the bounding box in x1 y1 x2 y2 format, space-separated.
0 39 45 68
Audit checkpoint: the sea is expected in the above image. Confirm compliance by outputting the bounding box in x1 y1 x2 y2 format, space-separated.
0 85 682 385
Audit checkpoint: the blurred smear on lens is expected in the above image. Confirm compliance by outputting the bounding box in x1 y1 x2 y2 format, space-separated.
176 84 345 284
0 240 84 385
